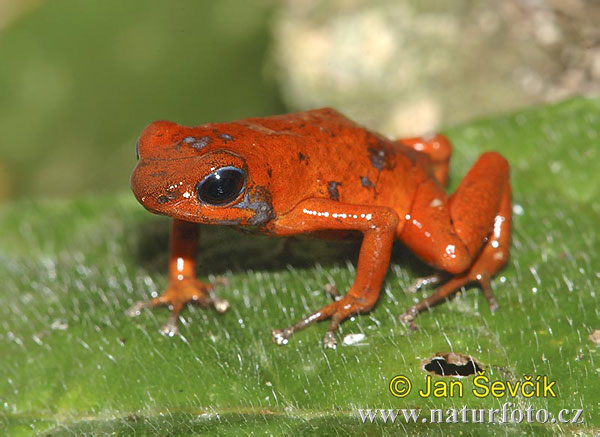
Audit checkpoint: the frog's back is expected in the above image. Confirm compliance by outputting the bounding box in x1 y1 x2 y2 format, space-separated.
232 108 430 223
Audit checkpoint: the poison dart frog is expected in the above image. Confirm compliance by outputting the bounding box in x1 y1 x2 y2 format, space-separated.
129 108 511 349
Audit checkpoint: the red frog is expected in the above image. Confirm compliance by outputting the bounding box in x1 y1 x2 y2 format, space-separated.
129 108 511 349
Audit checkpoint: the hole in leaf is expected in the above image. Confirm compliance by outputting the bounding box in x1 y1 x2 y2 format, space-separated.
422 352 483 377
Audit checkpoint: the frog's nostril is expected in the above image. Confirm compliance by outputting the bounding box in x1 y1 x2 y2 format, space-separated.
135 137 140 160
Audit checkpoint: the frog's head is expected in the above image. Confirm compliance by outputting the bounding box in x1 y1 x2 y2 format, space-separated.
130 120 274 226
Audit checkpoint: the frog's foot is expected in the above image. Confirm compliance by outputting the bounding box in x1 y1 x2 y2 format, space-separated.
400 271 500 331
127 279 230 336
272 293 372 349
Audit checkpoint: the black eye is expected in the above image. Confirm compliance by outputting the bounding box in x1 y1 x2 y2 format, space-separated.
196 166 245 205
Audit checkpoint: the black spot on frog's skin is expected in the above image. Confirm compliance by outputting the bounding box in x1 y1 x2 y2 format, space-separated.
360 176 375 189
327 181 341 201
267 168 273 178
219 133 234 142
183 136 212 150
368 147 386 171
157 192 177 204
298 152 306 162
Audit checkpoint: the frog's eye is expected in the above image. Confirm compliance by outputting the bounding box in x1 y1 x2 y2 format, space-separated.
196 166 246 205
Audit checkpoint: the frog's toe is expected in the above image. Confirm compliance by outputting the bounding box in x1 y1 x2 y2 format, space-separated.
126 299 153 317
399 306 419 331
479 276 500 312
159 313 180 337
407 273 444 294
324 284 341 300
272 328 293 346
323 331 337 349
213 296 231 313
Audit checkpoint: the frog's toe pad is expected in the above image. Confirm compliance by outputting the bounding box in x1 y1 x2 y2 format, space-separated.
212 296 230 313
399 306 419 331
323 331 337 349
159 315 180 337
272 328 292 346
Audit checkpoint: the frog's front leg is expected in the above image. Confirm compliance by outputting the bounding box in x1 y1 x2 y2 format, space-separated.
270 199 400 349
127 219 230 336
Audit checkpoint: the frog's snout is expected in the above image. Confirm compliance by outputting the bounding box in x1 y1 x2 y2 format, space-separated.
129 163 149 206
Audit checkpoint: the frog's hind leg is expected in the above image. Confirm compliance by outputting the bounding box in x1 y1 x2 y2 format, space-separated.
397 134 451 186
399 134 453 292
399 152 511 329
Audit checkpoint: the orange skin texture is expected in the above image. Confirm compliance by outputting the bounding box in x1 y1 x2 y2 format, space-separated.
129 108 511 348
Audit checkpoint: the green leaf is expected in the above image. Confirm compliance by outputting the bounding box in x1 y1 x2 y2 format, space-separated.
1 97 599 435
